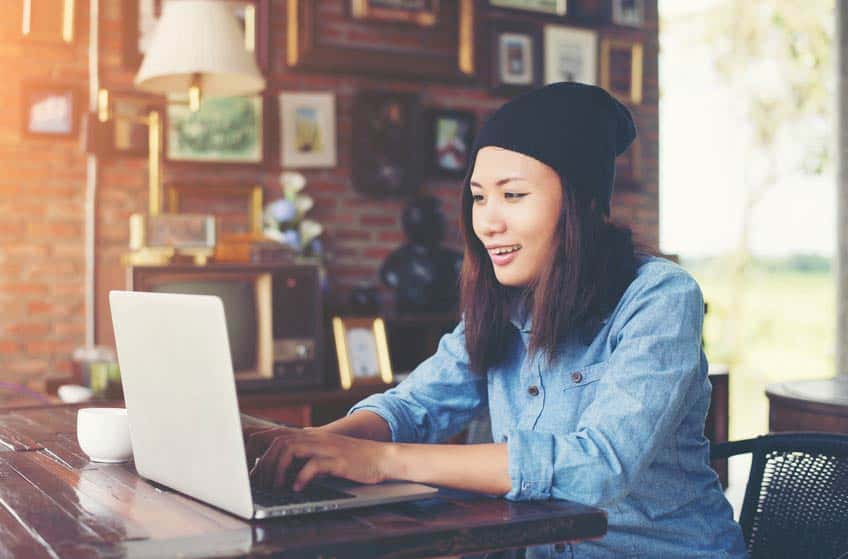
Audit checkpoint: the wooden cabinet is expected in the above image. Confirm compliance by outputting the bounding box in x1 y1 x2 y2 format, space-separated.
766 376 848 433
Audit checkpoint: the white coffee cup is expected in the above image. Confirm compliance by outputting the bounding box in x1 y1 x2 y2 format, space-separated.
76 407 133 463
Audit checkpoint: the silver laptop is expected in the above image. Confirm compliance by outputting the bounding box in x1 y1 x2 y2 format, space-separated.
109 290 438 520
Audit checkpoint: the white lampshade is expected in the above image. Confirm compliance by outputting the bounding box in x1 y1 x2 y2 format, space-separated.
134 0 265 98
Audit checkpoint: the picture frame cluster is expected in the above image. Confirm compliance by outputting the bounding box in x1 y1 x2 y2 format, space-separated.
21 0 646 192
489 0 646 109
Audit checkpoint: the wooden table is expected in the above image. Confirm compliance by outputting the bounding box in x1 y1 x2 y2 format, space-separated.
766 376 848 433
0 405 607 558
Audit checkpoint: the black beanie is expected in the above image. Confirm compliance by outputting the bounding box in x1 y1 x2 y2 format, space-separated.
469 82 637 216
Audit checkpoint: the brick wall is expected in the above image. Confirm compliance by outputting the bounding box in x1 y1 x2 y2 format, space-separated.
0 0 659 385
0 2 90 382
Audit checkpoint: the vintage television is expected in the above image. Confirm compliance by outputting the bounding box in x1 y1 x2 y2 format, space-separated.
128 262 324 389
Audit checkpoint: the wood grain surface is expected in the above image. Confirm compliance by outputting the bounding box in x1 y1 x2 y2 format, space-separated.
0 405 607 558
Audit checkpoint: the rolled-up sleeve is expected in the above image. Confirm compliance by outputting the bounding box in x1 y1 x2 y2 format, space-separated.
504 271 706 505
347 321 487 444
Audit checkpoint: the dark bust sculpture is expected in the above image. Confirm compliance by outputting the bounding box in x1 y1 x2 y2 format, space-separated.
379 196 462 314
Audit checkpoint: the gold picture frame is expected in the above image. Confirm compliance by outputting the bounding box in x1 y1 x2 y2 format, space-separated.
288 0 475 80
488 0 566 16
22 0 75 43
332 317 393 390
165 184 263 236
351 0 438 26
601 39 644 106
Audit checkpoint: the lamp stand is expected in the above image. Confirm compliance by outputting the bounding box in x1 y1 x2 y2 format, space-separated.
147 110 162 216
97 89 163 216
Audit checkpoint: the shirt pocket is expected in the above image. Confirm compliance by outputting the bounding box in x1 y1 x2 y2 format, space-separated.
544 360 609 429
562 360 608 391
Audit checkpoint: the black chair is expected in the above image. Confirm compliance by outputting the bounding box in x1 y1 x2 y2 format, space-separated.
711 432 848 559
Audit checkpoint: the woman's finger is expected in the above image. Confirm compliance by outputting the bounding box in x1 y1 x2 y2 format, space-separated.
245 428 279 463
247 427 299 465
255 437 289 488
292 457 341 491
243 425 273 440
271 444 300 490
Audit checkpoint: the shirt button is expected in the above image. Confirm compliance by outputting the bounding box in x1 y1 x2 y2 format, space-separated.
571 371 583 383
527 385 539 396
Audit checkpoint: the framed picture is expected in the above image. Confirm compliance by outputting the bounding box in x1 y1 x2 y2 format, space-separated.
279 92 337 169
570 0 608 23
543 25 597 85
428 110 475 177
332 317 393 390
352 91 420 197
490 22 541 95
21 83 78 139
351 0 439 26
166 96 264 164
130 214 216 250
122 0 270 72
601 39 643 105
288 0 475 80
488 0 566 15
611 0 644 27
21 0 75 43
166 184 263 236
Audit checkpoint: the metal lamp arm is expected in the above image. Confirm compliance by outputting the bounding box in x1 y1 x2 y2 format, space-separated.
97 89 163 216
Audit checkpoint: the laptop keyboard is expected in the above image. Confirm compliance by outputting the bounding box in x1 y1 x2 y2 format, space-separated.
251 485 356 508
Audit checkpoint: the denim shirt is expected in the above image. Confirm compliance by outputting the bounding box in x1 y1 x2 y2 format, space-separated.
349 256 748 558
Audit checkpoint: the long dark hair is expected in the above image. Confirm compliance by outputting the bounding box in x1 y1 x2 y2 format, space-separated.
459 173 643 375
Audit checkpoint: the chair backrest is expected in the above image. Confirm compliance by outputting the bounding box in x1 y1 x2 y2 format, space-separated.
738 432 848 559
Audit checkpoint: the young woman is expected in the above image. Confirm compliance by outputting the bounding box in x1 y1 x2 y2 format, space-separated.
247 82 747 558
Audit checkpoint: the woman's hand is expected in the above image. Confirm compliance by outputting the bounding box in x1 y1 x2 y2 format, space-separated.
246 426 396 491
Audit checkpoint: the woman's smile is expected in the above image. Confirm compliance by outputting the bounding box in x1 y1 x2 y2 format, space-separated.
486 244 523 266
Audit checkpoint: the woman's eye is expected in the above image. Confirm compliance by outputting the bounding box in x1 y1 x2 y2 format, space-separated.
505 192 528 200
472 194 484 203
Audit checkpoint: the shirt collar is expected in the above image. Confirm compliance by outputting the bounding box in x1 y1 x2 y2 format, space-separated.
508 293 533 333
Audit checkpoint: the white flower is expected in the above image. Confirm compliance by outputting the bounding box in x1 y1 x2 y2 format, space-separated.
263 227 286 243
281 171 306 198
299 219 323 247
294 195 314 218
